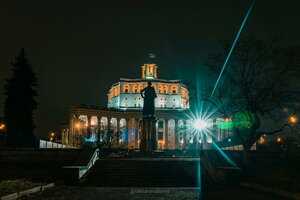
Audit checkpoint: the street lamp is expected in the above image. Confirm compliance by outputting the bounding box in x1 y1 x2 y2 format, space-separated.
289 116 298 124
49 132 56 142
0 123 5 131
276 137 282 143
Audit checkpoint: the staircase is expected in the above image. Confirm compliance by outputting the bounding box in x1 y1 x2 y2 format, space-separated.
81 158 201 187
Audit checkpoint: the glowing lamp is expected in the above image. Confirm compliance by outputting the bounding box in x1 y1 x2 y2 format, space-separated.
194 119 208 131
289 116 297 124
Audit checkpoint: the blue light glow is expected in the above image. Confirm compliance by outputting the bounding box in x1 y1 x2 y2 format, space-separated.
211 141 239 168
84 136 98 143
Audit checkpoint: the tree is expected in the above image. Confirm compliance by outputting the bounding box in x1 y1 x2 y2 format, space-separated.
204 36 300 164
4 48 38 148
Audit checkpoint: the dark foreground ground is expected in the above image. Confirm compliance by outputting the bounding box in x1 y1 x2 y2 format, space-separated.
21 184 288 200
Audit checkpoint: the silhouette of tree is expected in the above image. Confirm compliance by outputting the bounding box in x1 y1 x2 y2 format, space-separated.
204 36 300 164
4 48 38 148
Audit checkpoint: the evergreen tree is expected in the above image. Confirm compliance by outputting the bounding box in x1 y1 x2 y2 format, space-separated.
4 48 38 147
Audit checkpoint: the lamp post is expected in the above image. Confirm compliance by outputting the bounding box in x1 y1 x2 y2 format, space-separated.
49 132 56 142
289 116 298 125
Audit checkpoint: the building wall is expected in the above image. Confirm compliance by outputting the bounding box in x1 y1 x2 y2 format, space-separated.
108 81 189 109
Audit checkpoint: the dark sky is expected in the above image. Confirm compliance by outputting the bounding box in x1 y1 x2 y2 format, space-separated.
0 0 299 137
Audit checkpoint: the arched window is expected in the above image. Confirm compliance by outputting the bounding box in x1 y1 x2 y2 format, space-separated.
164 85 169 94
171 85 178 94
158 85 163 93
113 87 118 96
132 84 138 93
123 84 130 93
138 84 143 92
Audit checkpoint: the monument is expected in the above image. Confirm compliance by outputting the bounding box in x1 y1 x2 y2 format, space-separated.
140 81 157 152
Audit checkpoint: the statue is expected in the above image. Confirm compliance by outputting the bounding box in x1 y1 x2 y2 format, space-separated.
140 81 157 117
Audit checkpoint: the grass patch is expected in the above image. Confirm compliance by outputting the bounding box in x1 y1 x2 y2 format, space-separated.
0 179 41 196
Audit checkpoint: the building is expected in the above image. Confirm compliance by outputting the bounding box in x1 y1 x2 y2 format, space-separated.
62 59 230 150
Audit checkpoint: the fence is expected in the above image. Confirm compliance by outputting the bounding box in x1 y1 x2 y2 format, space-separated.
39 140 75 149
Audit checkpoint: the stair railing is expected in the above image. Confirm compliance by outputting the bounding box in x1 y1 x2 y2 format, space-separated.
78 148 100 179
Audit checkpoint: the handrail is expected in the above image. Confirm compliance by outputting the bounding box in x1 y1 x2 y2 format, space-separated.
78 148 100 179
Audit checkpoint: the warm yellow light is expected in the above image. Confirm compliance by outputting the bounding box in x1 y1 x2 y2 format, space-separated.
225 118 231 122
50 137 53 142
0 123 5 130
289 116 297 124
276 137 282 143
258 137 265 144
50 132 55 137
75 123 80 128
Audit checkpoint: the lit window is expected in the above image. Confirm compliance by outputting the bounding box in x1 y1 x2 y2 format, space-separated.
171 85 178 94
124 84 130 93
138 84 143 92
158 85 163 93
133 84 138 93
164 85 168 94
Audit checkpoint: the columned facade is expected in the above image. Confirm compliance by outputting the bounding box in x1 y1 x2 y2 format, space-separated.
62 106 201 150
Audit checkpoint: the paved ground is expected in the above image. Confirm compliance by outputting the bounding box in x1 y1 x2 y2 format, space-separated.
21 184 288 200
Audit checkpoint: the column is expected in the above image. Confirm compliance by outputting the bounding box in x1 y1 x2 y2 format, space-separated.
97 116 102 133
107 117 111 132
165 119 169 150
174 119 179 149
74 114 80 147
87 115 92 138
126 118 130 147
116 118 120 145
69 114 74 146
134 118 140 148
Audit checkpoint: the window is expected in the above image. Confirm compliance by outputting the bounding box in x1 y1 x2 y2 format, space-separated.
164 85 169 94
158 85 163 93
171 85 178 94
133 84 138 93
123 84 130 93
138 84 143 92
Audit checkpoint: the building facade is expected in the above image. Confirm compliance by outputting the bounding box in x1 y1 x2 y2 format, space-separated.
62 61 233 150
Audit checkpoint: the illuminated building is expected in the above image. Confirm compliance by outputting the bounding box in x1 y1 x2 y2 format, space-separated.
62 60 198 150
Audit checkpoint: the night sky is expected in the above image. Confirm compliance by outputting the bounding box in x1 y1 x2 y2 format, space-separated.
0 0 299 137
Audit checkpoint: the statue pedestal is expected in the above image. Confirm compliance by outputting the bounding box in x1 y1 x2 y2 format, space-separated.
140 116 157 152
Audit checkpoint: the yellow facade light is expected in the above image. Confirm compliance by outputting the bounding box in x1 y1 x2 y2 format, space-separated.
75 123 80 129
